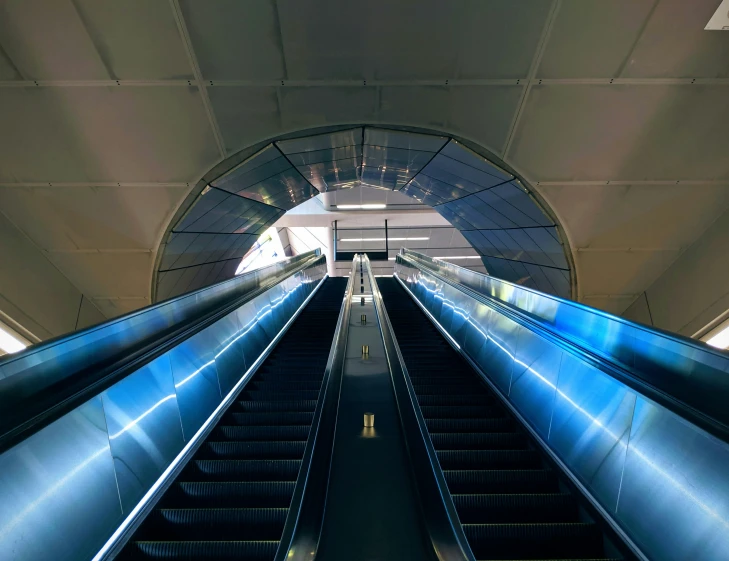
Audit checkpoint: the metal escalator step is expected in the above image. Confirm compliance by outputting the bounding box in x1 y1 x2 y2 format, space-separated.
452 493 577 523
235 400 318 413
250 381 321 391
184 459 301 481
200 441 306 460
125 540 278 560
444 469 558 494
426 418 515 433
417 394 494 406
242 389 321 401
137 508 287 540
160 481 295 508
205 425 310 442
225 412 314 426
430 432 526 450
437 450 541 470
412 383 486 395
421 405 505 419
463 522 604 560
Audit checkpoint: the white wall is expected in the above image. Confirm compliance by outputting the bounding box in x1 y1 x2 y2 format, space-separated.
623 207 729 337
0 212 105 341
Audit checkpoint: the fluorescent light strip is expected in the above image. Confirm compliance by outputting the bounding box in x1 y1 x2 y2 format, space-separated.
92 275 327 561
340 237 429 242
0 324 27 354
707 325 729 350
387 255 480 261
336 204 386 210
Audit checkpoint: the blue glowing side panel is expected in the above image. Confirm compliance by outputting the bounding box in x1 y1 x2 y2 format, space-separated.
395 254 729 561
0 397 121 561
102 355 184 513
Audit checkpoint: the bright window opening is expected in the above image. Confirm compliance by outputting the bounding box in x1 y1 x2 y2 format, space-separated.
235 227 286 275
706 323 729 350
0 321 28 355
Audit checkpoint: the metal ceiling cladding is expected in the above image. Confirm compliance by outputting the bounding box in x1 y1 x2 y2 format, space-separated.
157 127 573 301
0 253 327 561
394 249 729 561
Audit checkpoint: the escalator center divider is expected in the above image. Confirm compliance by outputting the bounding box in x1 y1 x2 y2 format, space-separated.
116 277 348 561
377 276 623 561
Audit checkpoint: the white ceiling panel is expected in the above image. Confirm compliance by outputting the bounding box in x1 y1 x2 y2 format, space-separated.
0 0 191 80
580 295 638 316
576 249 680 301
47 251 156 299
92 297 151 319
277 0 549 80
207 86 282 153
540 184 729 249
509 84 729 182
622 0 729 79
0 185 186 250
279 86 377 130
0 86 220 182
180 0 285 80
538 0 656 79
448 86 523 154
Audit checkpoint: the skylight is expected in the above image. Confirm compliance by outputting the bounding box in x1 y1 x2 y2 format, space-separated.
235 227 286 275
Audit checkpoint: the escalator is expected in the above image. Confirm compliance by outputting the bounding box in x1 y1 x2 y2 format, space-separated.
119 277 347 560
377 277 620 561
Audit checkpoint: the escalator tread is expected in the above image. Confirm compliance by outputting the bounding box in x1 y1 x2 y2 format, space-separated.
119 277 347 560
377 277 619 561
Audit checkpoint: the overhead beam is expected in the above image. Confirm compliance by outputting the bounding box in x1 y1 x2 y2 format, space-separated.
168 0 226 159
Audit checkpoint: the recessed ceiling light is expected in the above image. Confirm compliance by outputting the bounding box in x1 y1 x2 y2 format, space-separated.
335 204 387 210
340 237 429 242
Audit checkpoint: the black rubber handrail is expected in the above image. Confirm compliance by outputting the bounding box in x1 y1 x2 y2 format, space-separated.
397 251 729 443
275 258 356 561
0 251 323 454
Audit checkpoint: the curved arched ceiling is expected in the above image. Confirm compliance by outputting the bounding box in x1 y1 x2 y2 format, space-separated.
155 127 572 301
1 0 728 335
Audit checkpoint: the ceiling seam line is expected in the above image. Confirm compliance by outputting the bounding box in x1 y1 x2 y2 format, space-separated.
0 207 107 319
501 0 562 160
205 184 289 211
160 255 246 274
169 0 226 159
4 77 729 89
467 252 569 272
272 142 321 193
395 138 451 193
428 178 514 206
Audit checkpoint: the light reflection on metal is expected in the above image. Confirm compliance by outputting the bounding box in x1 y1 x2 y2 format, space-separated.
0 255 328 561
394 253 729 561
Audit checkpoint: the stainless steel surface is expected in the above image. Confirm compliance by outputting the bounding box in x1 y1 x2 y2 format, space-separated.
0 255 327 561
167 327 223 441
101 355 185 513
400 248 729 435
617 398 729 561
0 250 322 450
395 251 729 561
0 397 122 561
316 255 436 561
550 352 635 511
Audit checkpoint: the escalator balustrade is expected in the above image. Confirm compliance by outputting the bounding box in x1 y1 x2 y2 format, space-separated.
377 277 621 561
119 277 347 560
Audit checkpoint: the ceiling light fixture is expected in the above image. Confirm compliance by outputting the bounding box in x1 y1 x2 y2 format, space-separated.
335 204 387 210
340 237 430 242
